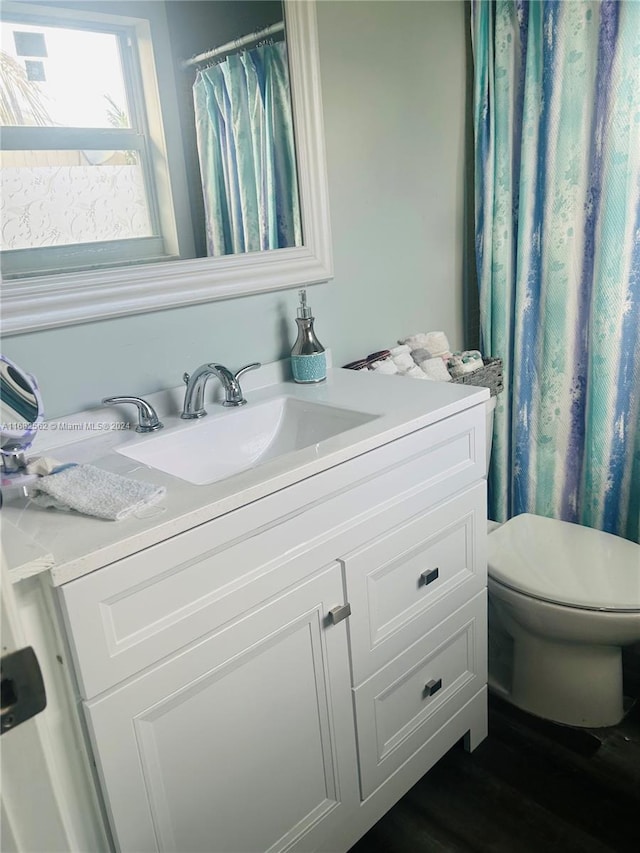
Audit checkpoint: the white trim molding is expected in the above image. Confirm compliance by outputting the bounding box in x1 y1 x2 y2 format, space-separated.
0 0 333 335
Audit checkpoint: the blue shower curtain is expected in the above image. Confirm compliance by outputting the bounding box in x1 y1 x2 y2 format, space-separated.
193 41 302 256
472 0 640 542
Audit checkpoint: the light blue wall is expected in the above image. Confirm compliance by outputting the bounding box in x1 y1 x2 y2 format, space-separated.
1 1 471 418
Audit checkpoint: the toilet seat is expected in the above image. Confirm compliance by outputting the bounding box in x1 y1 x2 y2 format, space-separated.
487 513 640 612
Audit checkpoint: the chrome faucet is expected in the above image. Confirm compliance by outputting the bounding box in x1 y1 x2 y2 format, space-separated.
181 362 261 418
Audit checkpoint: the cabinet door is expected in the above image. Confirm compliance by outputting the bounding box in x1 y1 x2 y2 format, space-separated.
84 563 358 853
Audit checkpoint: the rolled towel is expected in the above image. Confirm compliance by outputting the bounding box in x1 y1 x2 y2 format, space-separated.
399 333 429 350
390 344 411 357
447 355 466 377
420 357 452 382
410 347 431 365
404 365 428 380
450 349 483 361
370 358 399 375
448 354 483 378
391 352 415 372
30 464 166 521
423 331 451 358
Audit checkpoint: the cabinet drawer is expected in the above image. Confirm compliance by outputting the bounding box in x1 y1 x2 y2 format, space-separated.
353 592 487 800
344 482 486 685
58 517 335 699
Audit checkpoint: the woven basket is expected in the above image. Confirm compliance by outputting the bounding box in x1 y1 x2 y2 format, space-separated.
451 357 503 397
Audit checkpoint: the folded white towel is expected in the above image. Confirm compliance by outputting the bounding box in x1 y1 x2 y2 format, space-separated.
30 464 166 521
370 358 399 375
391 352 415 372
420 357 452 382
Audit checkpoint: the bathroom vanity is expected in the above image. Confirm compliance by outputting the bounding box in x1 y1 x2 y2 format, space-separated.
3 368 488 852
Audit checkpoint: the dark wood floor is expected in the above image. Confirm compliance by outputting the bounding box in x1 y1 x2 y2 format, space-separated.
350 648 640 853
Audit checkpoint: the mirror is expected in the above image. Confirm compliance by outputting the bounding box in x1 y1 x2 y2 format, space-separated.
0 354 43 473
1 0 332 335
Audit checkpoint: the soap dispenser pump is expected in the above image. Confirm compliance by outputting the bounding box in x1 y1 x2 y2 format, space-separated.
290 289 326 383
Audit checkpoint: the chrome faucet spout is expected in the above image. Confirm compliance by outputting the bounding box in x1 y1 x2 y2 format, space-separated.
181 362 261 419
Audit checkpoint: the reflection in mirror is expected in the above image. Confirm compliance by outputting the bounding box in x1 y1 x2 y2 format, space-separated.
0 354 43 476
189 29 301 257
1 1 332 335
0 0 302 278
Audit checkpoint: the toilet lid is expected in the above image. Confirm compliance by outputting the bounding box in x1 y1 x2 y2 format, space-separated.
487 514 640 611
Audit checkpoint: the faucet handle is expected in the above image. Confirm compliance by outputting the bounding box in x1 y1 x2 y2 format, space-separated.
234 362 261 382
225 363 261 408
102 396 163 433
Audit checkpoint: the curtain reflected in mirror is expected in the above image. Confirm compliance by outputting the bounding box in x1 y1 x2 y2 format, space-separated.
193 41 301 257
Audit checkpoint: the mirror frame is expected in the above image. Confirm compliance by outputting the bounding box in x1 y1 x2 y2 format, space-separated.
0 0 332 335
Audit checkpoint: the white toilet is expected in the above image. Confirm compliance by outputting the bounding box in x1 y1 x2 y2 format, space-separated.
484 397 640 727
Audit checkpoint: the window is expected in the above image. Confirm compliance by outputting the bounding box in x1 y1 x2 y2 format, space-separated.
0 5 178 278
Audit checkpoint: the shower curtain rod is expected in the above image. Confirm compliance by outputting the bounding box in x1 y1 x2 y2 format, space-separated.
181 21 284 68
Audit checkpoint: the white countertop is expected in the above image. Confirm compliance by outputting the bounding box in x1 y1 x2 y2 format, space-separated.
1 368 487 586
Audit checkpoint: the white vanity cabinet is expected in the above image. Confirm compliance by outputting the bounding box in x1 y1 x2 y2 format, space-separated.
57 402 488 852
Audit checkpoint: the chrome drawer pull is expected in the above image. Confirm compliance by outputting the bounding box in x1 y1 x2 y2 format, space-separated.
420 567 439 586
328 603 351 625
424 678 442 697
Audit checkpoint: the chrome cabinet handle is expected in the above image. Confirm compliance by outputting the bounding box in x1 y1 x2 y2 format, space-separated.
424 678 442 697
102 396 163 433
420 567 439 586
328 603 351 625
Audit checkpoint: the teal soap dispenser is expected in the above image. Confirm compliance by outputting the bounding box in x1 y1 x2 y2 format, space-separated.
290 289 326 383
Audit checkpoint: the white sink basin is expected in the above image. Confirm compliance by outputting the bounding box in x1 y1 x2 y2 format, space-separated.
116 396 377 485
